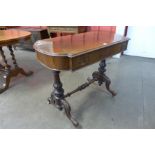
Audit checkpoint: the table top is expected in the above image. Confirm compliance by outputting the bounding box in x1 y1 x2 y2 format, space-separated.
34 30 129 58
0 29 31 46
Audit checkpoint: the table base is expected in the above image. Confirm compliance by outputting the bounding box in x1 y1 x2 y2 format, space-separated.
0 46 33 94
48 60 116 127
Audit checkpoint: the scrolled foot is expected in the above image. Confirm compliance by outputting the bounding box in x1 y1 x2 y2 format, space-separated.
102 74 117 96
62 99 79 127
47 96 80 127
19 68 33 77
48 96 63 111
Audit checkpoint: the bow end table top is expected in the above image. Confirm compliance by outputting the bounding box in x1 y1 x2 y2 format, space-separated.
34 30 129 71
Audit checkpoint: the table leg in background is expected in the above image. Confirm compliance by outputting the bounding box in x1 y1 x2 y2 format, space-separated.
0 46 33 94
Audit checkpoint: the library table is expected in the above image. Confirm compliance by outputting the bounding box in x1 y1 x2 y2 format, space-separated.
34 30 129 127
0 29 33 94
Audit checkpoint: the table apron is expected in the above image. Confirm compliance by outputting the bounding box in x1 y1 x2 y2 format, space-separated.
70 41 128 71
36 40 129 71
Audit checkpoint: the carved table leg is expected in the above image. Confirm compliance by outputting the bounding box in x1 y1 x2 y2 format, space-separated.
0 46 33 94
8 45 33 76
48 71 79 127
97 59 116 96
45 60 117 126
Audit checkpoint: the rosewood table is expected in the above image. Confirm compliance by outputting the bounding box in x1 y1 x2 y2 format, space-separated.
34 30 129 127
0 29 33 94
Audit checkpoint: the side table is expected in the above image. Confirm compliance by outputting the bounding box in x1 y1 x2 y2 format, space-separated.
0 29 33 94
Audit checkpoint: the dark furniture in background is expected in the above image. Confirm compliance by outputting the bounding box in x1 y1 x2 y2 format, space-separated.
48 26 87 38
13 27 49 50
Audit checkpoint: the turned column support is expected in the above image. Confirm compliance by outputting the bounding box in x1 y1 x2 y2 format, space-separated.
48 70 79 127
52 71 64 110
97 59 116 96
0 47 10 70
0 46 33 94
47 60 116 127
8 45 18 68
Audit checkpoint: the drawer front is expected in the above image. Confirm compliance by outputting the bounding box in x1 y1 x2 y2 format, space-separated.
71 55 90 69
70 41 129 70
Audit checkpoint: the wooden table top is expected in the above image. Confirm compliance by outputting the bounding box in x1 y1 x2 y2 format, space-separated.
34 30 130 71
0 29 31 46
34 30 129 57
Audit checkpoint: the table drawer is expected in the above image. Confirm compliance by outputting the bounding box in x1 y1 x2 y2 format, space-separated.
71 54 90 69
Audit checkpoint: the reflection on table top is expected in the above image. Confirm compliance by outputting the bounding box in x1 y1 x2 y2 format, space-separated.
34 30 129 57
0 29 31 45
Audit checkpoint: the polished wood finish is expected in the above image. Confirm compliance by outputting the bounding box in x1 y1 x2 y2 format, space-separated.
0 30 33 94
34 30 129 71
34 30 129 127
14 27 49 50
0 30 31 46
